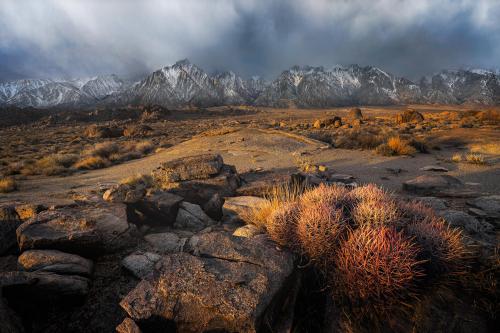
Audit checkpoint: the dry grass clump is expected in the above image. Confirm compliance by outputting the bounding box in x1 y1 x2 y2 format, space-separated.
0 177 17 193
334 226 423 304
250 182 468 314
334 127 387 150
21 153 79 176
376 136 417 156
465 153 486 165
451 153 462 163
74 156 110 170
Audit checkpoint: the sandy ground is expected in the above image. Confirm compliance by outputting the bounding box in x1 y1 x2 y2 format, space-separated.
2 126 499 206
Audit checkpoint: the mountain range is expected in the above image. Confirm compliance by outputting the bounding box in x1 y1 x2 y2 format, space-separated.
1 59 499 108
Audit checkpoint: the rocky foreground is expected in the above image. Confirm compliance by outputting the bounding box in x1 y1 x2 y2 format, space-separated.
0 154 498 332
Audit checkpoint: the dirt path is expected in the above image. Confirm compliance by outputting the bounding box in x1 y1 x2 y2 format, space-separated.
2 128 499 206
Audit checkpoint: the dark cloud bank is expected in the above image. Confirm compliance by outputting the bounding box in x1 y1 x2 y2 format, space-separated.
0 0 499 82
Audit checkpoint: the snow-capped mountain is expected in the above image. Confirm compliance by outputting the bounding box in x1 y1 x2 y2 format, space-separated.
1 60 499 108
0 74 127 107
419 69 500 105
254 65 421 107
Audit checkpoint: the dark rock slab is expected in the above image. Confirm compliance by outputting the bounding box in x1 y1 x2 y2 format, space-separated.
152 154 223 184
16 203 136 257
403 175 464 196
127 191 183 226
18 249 93 277
467 195 500 219
116 318 142 333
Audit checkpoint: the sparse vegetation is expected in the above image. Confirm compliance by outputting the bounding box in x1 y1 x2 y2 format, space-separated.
74 156 110 170
451 153 462 163
376 136 417 156
0 177 17 193
119 173 153 187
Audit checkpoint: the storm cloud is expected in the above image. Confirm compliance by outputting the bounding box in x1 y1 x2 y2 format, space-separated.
0 0 499 82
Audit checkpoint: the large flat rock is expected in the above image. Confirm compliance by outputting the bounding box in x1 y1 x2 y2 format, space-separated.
120 232 296 333
16 203 136 257
403 175 464 196
152 154 224 183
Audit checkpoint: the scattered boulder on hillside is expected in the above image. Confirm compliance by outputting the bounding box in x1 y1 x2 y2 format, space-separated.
123 124 153 137
16 202 136 257
84 124 123 138
18 250 93 277
120 232 297 333
396 109 424 124
0 205 22 255
153 154 241 206
348 107 363 119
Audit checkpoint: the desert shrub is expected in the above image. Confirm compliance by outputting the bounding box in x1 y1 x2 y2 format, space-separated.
0 177 17 193
85 142 119 158
334 127 387 150
74 156 110 170
32 153 78 176
475 110 500 122
380 136 417 156
451 153 462 163
409 138 429 153
465 153 486 165
334 226 424 305
395 110 424 124
134 140 154 154
405 218 467 277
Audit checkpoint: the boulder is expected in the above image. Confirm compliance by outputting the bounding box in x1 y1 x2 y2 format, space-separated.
16 203 136 257
174 202 216 231
202 193 224 220
103 184 146 203
396 110 424 124
467 196 500 219
402 175 463 196
440 210 494 234
128 191 183 226
18 249 93 277
144 232 186 253
0 271 90 302
222 196 268 223
233 224 263 238
313 116 341 129
122 252 161 279
0 205 22 255
163 165 240 206
152 154 224 184
14 204 47 220
348 107 363 119
415 197 448 211
116 318 142 333
120 232 297 333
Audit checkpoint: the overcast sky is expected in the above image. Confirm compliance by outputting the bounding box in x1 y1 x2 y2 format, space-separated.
0 0 499 82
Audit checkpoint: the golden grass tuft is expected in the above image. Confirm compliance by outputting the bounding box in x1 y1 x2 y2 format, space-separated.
381 136 418 156
0 177 17 193
266 201 300 247
451 153 462 163
334 225 424 304
74 156 110 170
